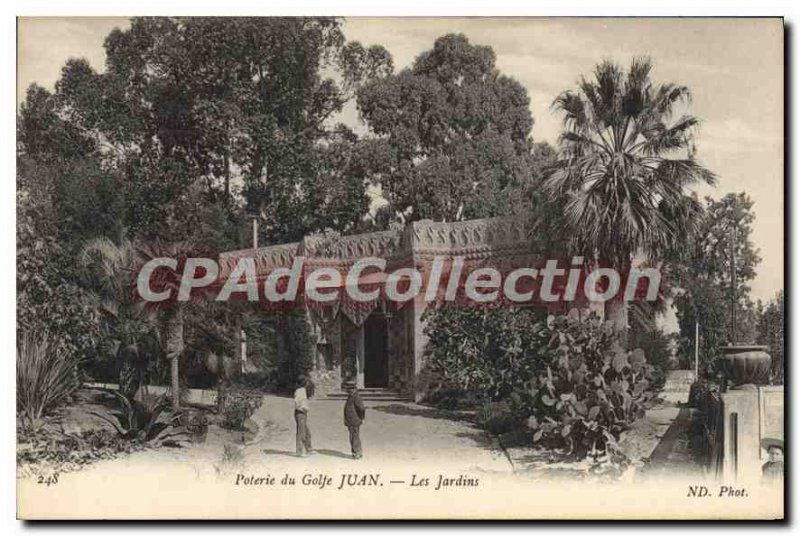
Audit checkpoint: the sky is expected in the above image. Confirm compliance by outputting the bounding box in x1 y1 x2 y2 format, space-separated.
17 17 784 302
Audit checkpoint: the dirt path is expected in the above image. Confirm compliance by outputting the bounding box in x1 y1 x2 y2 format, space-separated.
19 394 514 486
235 396 514 474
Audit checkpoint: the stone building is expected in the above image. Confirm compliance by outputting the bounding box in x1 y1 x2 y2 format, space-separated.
219 217 599 400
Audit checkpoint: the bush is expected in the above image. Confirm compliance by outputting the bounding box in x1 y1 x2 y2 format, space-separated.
17 190 102 361
17 331 82 431
628 326 673 389
423 385 483 410
475 400 522 435
422 304 545 401
17 428 144 476
423 306 657 463
244 310 314 394
221 389 264 431
232 371 276 392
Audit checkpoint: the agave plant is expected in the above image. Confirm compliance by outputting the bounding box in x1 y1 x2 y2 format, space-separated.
17 331 82 432
89 390 189 446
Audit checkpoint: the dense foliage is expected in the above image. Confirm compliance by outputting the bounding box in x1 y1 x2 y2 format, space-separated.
220 389 264 431
357 33 548 223
17 190 102 359
423 306 658 460
422 305 547 401
757 291 785 383
16 17 389 421
524 316 656 460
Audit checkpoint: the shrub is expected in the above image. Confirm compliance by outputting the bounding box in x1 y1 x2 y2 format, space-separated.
232 371 276 392
221 389 264 431
423 385 483 410
628 326 673 389
274 312 315 392
17 191 102 361
17 331 83 431
475 400 522 435
244 310 314 393
423 306 657 463
422 304 546 401
17 428 144 476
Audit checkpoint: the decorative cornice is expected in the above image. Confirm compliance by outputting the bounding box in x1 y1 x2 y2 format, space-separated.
218 242 299 280
301 229 403 261
218 216 538 280
411 217 534 254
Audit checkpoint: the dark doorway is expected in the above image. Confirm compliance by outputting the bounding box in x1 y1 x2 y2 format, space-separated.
364 315 389 388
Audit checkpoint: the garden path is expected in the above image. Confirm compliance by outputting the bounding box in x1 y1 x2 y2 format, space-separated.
239 395 515 474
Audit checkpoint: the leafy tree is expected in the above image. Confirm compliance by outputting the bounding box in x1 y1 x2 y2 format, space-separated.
17 188 102 359
18 17 391 397
44 17 391 245
757 291 785 383
671 193 762 365
544 58 715 331
357 33 540 223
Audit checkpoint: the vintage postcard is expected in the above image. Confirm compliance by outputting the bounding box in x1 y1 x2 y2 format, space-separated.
16 16 784 520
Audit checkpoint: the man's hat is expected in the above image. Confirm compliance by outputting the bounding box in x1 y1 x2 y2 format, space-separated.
343 379 357 388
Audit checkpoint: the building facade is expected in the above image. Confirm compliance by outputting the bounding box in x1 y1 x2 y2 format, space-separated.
218 217 600 400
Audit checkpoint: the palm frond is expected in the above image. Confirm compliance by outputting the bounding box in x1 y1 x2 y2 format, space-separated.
549 59 714 264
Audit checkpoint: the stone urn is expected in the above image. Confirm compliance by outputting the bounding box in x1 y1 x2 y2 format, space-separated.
716 345 771 387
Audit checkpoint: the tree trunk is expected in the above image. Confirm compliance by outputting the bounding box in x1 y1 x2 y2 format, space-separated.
164 308 184 410
216 352 228 414
170 349 180 410
605 299 629 347
233 316 244 378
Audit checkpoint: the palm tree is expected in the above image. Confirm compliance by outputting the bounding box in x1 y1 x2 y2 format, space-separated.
80 238 159 400
544 58 716 332
80 238 194 409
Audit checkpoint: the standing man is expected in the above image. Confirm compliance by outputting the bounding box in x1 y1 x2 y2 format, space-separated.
343 379 366 459
294 375 313 457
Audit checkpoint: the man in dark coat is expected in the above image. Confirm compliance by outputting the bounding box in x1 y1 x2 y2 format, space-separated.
343 380 366 459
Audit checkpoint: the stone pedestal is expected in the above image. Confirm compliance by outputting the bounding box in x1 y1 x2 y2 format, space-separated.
719 385 784 482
